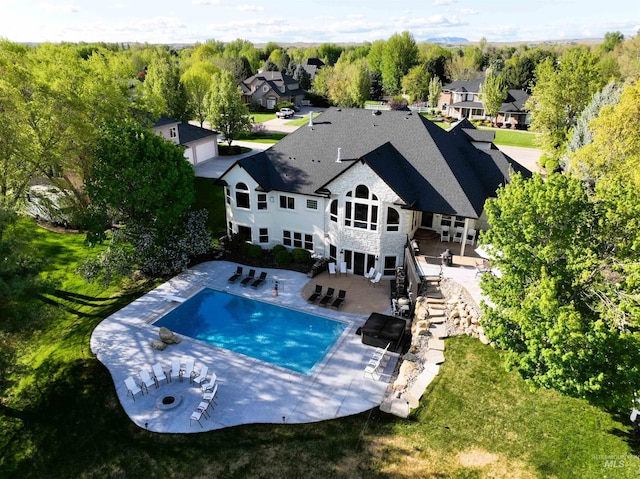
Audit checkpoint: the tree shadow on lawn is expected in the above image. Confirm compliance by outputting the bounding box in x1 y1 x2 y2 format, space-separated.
3 358 390 479
36 288 148 320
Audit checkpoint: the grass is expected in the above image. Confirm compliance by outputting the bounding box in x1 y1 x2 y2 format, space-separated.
285 112 321 126
2 219 638 478
249 112 276 123
193 177 226 238
236 132 287 143
427 117 537 148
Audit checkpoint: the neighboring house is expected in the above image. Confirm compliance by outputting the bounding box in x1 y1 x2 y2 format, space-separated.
218 108 530 278
438 76 531 128
240 71 307 109
301 58 325 79
153 116 219 166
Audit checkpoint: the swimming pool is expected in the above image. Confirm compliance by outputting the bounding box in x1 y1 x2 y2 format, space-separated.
154 288 347 375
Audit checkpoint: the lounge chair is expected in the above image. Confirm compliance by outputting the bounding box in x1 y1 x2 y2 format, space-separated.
328 262 336 277
240 269 256 286
319 287 335 306
227 266 243 283
370 271 382 286
250 271 267 288
331 289 347 309
183 359 195 383
124 376 143 400
201 372 217 392
307 284 322 303
371 343 391 366
152 362 169 386
170 358 181 382
339 261 347 276
196 400 212 418
364 267 376 280
363 356 384 380
192 365 209 386
139 369 156 392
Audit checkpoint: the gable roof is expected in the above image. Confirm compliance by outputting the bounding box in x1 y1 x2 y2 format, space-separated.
154 115 219 145
220 108 530 219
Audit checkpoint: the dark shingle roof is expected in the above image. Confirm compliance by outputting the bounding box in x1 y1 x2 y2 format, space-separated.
178 122 218 144
224 108 530 218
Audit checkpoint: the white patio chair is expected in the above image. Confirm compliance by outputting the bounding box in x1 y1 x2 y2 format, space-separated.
466 228 477 245
364 267 376 280
196 401 212 419
138 369 156 392
190 410 205 427
183 359 194 383
152 362 169 386
203 383 219 407
192 365 209 386
124 376 143 400
339 261 347 276
440 226 450 242
370 271 382 287
452 227 464 243
170 358 181 383
201 372 217 392
364 356 384 380
328 262 336 277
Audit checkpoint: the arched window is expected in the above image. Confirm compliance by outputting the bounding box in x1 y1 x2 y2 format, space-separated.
386 207 399 231
329 199 338 222
344 185 378 230
235 182 250 209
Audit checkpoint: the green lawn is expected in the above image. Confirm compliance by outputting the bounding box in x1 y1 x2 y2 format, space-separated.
1 219 638 478
285 112 321 126
428 117 537 148
249 112 276 123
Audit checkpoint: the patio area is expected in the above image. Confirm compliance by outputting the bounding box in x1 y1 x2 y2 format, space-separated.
90 257 484 433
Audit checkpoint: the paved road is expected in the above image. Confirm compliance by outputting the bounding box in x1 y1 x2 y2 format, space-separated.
497 145 542 173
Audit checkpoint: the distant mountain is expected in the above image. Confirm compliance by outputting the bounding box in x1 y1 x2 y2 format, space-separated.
426 37 469 43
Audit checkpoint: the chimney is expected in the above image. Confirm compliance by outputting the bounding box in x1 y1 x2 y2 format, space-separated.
308 111 314 127
336 147 342 163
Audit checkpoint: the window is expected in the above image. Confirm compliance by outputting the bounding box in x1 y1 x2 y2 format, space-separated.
169 126 177 138
329 244 337 263
283 230 313 250
257 193 267 210
259 228 269 243
235 183 250 209
263 85 268 92
238 225 252 242
383 256 397 276
225 187 231 205
329 199 337 222
306 199 318 210
386 207 399 231
441 215 465 228
345 185 378 230
279 195 295 210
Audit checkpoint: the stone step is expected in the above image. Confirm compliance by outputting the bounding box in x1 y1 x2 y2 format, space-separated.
430 323 448 339
428 316 446 324
425 349 445 364
425 297 445 304
425 291 443 299
429 338 446 351
380 397 410 418
403 369 438 408
428 309 445 317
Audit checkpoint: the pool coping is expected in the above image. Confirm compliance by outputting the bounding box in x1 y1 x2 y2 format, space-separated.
90 261 398 433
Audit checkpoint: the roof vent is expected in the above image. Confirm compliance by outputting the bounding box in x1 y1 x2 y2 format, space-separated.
336 147 342 163
308 111 314 127
373 110 381 116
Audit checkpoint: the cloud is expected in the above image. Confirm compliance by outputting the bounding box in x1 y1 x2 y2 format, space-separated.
459 9 478 16
192 0 220 5
432 0 455 5
108 3 127 8
236 4 264 12
38 2 79 13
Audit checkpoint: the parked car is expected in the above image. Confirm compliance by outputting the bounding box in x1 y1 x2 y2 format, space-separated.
276 108 295 118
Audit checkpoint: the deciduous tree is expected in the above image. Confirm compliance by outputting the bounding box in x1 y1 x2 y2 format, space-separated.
205 70 251 146
479 71 507 125
381 31 418 94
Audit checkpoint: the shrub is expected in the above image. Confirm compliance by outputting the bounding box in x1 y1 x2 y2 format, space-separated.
304 92 330 108
240 242 263 260
272 244 287 255
291 248 311 264
274 249 291 266
276 101 295 111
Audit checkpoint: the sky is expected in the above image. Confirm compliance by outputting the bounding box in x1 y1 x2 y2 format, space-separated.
0 0 638 45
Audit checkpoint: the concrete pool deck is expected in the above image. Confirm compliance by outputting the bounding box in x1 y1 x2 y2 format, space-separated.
90 261 399 433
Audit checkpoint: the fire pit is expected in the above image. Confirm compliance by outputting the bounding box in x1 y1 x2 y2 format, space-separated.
156 394 183 411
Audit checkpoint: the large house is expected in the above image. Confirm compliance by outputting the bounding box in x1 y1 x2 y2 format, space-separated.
438 76 531 129
153 116 219 166
241 71 307 109
218 108 529 279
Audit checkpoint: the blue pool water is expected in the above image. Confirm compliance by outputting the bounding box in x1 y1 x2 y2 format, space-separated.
154 288 347 375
